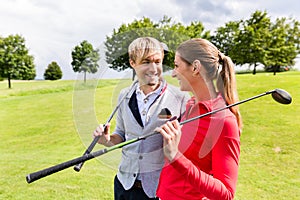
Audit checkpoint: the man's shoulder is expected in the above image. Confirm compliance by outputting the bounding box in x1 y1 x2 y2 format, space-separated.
119 82 138 96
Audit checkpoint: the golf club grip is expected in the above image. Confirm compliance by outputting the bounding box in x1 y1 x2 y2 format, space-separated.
26 148 107 184
73 136 99 172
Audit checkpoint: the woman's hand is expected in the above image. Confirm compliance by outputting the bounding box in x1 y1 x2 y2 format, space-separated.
156 120 182 162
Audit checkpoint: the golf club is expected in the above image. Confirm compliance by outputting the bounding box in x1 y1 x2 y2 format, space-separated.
73 80 138 172
26 88 291 184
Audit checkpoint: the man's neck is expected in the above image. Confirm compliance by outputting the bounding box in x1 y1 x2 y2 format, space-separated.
139 82 161 95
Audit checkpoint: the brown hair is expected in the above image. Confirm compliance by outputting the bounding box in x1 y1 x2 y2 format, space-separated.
176 38 242 129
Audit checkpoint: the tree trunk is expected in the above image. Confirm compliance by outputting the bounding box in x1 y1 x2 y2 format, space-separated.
273 66 279 75
8 72 11 89
84 71 86 83
252 63 257 75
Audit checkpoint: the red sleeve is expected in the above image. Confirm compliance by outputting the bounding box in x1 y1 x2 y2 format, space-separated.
170 118 240 200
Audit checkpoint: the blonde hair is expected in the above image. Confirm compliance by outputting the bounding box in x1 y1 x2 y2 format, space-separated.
176 38 242 129
128 37 164 64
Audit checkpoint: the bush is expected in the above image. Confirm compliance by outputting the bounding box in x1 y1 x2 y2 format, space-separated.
44 61 63 80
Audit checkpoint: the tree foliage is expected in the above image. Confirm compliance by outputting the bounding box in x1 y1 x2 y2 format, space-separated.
264 17 299 75
104 16 210 77
44 61 63 80
71 40 100 82
0 34 36 88
212 10 300 75
211 21 241 59
105 12 299 77
235 11 272 74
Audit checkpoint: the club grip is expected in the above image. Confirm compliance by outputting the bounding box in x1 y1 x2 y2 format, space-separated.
26 148 107 184
73 162 84 172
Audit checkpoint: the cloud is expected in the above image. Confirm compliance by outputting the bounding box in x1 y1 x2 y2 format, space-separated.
0 0 299 79
173 0 232 25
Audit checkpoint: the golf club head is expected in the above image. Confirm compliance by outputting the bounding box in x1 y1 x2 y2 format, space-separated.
271 89 292 104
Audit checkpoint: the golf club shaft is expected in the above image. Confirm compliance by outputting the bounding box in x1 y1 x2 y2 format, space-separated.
181 90 275 125
26 132 156 184
73 81 137 172
26 89 285 184
26 115 175 183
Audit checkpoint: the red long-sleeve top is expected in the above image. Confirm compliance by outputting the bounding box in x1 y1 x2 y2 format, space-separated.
157 94 240 200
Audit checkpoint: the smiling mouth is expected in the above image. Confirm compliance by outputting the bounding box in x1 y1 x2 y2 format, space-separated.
145 74 159 86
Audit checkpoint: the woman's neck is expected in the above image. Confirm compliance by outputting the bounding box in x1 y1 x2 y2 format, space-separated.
193 80 217 102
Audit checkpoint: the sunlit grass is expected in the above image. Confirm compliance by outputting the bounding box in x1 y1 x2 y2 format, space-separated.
0 71 299 199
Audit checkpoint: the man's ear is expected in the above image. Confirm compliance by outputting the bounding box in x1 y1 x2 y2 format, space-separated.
129 59 135 68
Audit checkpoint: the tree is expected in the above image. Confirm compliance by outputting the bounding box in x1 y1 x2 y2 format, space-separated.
0 34 36 88
212 10 300 75
211 21 241 60
264 17 299 75
215 10 268 75
44 61 63 80
159 17 210 72
104 16 210 80
71 40 100 82
234 11 271 74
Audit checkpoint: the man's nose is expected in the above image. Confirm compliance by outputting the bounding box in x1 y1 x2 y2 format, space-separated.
148 62 158 71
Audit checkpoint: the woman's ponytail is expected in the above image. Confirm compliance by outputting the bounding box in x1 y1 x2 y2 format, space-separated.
217 52 242 129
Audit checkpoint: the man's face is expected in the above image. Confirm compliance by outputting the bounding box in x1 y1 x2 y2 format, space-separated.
131 52 163 87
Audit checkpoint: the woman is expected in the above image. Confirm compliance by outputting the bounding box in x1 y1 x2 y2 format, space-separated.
156 38 242 200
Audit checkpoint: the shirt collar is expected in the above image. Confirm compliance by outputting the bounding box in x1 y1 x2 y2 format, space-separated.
186 93 225 114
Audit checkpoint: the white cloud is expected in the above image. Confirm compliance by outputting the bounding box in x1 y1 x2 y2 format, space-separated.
0 0 299 79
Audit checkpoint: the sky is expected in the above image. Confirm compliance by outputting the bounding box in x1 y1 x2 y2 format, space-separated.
1 0 299 80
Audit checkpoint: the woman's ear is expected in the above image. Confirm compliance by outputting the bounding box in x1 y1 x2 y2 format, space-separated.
192 60 201 76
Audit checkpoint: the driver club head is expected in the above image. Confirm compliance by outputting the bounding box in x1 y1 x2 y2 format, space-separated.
271 89 292 104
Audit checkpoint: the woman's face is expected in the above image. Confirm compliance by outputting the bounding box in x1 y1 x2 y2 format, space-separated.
131 52 163 87
172 52 194 92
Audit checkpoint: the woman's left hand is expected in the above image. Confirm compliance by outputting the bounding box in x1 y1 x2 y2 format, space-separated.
156 120 182 161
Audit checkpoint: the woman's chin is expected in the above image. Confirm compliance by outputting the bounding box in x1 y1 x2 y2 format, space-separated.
178 82 188 91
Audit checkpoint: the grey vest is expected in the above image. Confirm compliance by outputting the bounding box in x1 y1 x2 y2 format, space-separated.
113 80 190 198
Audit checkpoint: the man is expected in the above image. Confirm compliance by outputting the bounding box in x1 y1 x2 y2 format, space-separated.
94 37 189 200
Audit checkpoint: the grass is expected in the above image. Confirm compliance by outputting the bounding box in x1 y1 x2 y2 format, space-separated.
0 71 299 199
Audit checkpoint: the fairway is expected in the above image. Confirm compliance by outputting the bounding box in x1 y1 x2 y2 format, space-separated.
0 72 299 199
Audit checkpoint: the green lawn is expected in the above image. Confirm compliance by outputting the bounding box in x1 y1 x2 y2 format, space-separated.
0 72 299 199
